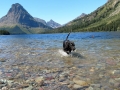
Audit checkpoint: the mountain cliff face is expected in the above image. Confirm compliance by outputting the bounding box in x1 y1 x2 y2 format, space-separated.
0 3 52 34
34 17 47 26
55 0 120 33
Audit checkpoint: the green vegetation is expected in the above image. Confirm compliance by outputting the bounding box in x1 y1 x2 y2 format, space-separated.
52 0 120 33
0 25 52 34
0 30 10 35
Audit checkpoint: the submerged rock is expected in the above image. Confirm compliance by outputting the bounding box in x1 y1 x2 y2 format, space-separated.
0 58 6 62
73 84 83 89
112 70 120 74
35 76 44 86
73 77 89 86
54 85 70 90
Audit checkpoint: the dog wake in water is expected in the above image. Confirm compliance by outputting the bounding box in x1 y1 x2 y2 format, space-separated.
58 49 69 57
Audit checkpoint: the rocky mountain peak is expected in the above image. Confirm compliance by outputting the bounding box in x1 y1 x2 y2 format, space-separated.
8 3 26 15
66 13 87 25
0 3 48 28
76 13 87 19
6 3 34 24
47 19 61 28
49 19 54 22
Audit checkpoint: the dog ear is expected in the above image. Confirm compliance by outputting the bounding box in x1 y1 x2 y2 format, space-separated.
71 42 75 46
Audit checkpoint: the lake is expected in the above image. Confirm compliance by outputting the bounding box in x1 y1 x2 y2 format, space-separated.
0 31 120 89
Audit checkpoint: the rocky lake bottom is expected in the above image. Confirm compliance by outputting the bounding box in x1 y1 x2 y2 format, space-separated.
0 32 120 90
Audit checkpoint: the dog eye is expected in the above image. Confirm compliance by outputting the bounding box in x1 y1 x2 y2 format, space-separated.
71 43 75 46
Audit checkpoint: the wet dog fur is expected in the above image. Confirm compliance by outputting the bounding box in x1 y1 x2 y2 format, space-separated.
63 33 76 54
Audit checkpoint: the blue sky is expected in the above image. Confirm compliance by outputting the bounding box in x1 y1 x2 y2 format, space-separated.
0 0 107 25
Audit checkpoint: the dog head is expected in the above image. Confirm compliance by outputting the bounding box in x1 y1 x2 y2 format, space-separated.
63 40 76 54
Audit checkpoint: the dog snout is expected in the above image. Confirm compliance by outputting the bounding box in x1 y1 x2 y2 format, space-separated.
73 47 76 51
71 46 76 51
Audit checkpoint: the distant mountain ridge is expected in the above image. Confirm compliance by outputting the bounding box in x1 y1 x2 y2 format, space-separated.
0 3 61 34
34 18 61 28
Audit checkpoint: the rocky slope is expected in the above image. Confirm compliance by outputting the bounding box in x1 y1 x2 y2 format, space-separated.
75 13 87 20
34 17 47 26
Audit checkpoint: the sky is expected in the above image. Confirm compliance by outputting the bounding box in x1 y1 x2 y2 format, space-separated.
0 0 107 25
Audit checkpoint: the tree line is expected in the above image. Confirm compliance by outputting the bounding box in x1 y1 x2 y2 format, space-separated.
0 30 10 35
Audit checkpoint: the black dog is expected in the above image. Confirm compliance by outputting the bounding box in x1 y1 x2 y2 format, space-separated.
63 33 76 54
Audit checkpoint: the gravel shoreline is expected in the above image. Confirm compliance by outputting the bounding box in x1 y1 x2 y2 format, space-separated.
0 52 120 90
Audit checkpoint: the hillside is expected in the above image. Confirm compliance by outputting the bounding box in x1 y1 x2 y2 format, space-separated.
54 0 120 33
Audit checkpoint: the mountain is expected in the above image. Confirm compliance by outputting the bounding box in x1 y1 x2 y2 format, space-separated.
0 3 52 34
54 0 120 33
34 18 61 28
47 19 61 28
75 13 87 20
66 13 87 26
34 17 47 26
